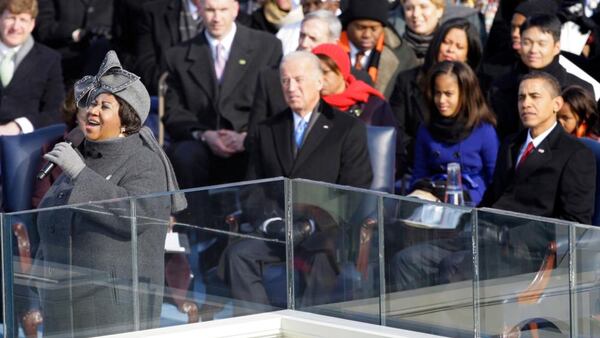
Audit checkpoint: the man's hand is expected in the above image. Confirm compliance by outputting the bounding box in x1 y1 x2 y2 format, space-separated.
218 129 247 153
202 130 235 158
0 121 21 135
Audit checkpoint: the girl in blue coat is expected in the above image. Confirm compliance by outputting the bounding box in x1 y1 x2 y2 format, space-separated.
410 61 498 204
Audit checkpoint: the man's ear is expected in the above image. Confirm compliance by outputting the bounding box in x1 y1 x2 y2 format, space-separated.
552 40 561 57
553 95 564 114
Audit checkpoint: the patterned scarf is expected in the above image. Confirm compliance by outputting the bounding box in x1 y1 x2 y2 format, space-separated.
179 0 203 42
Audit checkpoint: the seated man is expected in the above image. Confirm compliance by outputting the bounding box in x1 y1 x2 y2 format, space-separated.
391 71 596 291
0 0 63 135
218 51 372 311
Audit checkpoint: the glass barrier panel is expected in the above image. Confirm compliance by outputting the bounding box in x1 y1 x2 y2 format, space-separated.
382 196 474 337
475 208 571 338
572 223 600 337
155 179 287 327
291 180 381 324
4 198 137 338
2 178 288 338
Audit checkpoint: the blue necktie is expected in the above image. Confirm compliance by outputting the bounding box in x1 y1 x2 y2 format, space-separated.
295 119 308 149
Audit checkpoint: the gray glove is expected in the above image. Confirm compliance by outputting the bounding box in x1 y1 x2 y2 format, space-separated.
43 142 86 179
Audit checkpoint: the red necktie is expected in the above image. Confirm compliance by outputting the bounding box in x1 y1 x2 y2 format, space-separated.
517 142 534 168
355 51 365 70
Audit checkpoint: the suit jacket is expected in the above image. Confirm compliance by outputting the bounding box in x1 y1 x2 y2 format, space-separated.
247 101 373 189
134 0 182 95
480 125 596 225
0 41 64 128
35 0 114 59
488 58 594 140
163 24 282 140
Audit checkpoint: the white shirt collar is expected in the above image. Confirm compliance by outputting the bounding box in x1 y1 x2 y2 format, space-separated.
293 110 313 129
526 122 558 148
204 23 237 61
0 40 21 57
188 0 200 20
349 42 372 69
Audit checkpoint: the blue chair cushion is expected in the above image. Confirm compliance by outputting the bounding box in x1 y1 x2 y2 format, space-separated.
1 124 66 212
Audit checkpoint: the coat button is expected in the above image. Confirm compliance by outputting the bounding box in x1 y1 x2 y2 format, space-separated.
87 6 94 13
58 192 65 199
453 152 460 159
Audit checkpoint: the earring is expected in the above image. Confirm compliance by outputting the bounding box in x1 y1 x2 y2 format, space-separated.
119 127 126 137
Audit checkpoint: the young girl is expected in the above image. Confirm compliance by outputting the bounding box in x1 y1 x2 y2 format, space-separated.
558 85 600 140
410 61 498 205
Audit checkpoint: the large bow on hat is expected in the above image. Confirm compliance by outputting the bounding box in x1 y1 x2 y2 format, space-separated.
74 50 150 123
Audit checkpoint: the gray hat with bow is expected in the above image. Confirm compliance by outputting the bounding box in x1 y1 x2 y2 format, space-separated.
74 50 151 123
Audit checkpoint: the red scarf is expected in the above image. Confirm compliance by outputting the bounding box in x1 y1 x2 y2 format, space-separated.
323 76 384 111
312 43 385 111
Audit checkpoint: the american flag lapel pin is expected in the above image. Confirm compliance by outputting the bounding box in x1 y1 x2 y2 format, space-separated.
538 148 545 154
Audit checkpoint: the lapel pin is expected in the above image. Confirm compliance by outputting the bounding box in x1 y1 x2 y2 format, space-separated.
538 149 545 154
239 59 246 65
106 175 112 180
323 125 329 129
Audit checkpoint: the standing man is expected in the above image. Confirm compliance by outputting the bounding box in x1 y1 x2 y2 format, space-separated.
0 0 63 135
220 51 372 311
164 0 282 189
488 14 594 139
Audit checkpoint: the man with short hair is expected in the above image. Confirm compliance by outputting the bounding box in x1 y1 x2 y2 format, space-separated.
220 51 372 310
248 9 343 142
483 71 595 222
0 0 63 135
163 0 282 189
488 14 594 139
339 0 417 99
277 0 340 54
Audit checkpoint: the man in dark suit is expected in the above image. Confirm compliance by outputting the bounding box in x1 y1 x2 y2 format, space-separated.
218 51 372 311
0 0 64 136
35 0 112 84
391 71 596 292
481 71 596 223
163 0 282 189
488 14 595 140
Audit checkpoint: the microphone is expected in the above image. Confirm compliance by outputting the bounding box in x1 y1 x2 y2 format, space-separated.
37 128 85 180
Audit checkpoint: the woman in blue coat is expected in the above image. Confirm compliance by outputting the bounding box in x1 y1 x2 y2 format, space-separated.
410 60 498 204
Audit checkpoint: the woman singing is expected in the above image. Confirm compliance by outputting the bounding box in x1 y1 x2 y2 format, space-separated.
35 51 185 336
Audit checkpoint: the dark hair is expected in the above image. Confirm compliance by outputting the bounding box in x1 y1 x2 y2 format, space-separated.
425 61 496 129
316 54 342 77
520 14 561 43
561 85 600 136
423 17 482 72
520 71 561 97
115 96 142 135
61 86 79 130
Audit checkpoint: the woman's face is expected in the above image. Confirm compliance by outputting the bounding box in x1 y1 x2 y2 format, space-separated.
558 103 579 134
434 73 461 118
404 0 444 36
83 93 123 141
319 60 346 96
437 28 469 63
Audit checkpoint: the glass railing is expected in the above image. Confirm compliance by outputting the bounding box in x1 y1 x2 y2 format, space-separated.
2 178 289 338
3 178 600 337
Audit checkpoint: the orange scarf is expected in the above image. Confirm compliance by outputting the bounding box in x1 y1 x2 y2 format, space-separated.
338 31 385 84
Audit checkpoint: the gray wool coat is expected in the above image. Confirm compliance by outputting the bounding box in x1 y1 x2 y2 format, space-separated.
35 134 170 337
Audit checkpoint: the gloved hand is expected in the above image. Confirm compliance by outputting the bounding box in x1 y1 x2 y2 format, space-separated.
43 142 86 179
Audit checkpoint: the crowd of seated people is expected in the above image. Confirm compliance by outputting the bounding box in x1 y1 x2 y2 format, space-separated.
4 0 600 334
